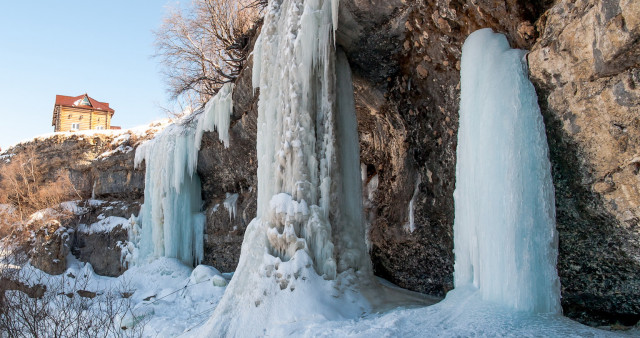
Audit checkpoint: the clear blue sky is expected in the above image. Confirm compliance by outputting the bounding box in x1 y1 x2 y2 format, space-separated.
0 1 178 150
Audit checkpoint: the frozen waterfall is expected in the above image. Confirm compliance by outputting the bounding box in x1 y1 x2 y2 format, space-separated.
453 28 561 313
199 0 390 335
130 83 234 266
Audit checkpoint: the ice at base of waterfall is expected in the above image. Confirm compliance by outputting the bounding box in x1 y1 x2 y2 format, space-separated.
4 253 620 337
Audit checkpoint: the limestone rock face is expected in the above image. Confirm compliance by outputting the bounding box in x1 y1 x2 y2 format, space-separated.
72 201 140 277
197 55 258 273
29 220 71 275
529 0 640 326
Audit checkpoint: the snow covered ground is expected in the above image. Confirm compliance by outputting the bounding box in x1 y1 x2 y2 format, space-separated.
2 255 229 337
3 257 635 337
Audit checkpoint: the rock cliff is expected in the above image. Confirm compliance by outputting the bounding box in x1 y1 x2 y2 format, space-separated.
0 125 165 276
197 56 259 272
529 0 640 325
330 0 639 326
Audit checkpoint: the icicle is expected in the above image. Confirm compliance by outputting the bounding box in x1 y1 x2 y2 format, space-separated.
223 193 239 221
404 177 420 233
252 34 263 92
331 0 339 43
453 28 561 313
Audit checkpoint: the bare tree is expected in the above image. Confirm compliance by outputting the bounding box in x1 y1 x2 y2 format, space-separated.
154 0 262 110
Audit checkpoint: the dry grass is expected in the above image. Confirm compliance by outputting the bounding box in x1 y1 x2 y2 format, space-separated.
0 146 78 247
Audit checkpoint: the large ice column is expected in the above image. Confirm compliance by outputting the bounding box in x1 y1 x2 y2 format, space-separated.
252 0 368 278
453 28 561 313
131 84 234 266
201 0 377 334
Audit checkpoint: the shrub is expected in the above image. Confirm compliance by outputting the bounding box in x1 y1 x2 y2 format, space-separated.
0 258 147 337
0 146 78 249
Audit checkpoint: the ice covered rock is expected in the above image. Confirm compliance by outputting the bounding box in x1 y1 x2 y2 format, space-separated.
190 264 223 284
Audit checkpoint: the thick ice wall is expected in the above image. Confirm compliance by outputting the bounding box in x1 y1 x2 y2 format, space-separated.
453 28 561 313
133 124 204 266
131 85 233 266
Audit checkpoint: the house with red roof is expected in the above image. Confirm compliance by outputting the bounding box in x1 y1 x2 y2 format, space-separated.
52 94 117 132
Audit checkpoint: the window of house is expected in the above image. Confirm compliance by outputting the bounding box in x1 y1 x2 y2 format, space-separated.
71 123 80 130
96 126 104 130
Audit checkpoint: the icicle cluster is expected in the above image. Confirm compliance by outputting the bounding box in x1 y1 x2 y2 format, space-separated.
131 83 234 266
453 28 561 313
195 83 235 149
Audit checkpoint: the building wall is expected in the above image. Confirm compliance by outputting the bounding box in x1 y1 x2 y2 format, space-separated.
56 106 112 132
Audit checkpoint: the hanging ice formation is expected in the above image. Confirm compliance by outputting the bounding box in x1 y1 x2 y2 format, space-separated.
200 0 382 334
131 83 234 266
252 0 368 280
453 28 561 313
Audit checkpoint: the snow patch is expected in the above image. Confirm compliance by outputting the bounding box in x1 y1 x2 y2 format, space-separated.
78 216 129 234
60 201 87 215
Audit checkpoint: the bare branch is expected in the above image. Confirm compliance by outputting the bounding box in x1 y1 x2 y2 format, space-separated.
154 0 262 115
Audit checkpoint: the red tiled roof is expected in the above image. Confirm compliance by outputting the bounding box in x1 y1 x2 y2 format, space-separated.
54 94 114 113
110 126 122 130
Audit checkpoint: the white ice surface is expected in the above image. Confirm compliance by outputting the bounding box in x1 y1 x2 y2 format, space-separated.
1 254 624 337
277 287 623 337
197 0 380 335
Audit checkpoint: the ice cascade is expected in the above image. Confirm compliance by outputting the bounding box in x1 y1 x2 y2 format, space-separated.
453 28 561 313
200 0 386 335
131 83 234 266
251 0 369 280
